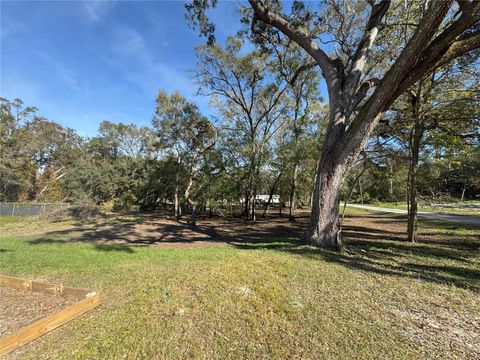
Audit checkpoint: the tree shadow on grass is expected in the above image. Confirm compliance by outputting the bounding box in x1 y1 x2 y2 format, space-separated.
27 212 307 250
231 215 480 291
233 234 480 291
25 211 479 290
94 244 135 253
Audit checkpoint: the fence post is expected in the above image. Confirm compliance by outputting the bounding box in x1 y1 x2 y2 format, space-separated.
42 204 46 216
12 203 16 216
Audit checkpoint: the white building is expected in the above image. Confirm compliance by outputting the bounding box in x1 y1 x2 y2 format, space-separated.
240 195 280 205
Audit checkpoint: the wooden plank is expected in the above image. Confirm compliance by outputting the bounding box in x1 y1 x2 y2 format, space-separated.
0 275 32 291
0 276 101 356
0 293 100 356
0 275 91 299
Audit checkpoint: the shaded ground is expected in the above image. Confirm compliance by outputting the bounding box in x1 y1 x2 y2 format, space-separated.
29 209 480 250
0 286 76 336
30 212 308 248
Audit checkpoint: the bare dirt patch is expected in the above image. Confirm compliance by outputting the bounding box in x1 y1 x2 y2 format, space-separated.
30 211 308 249
27 209 479 252
0 287 77 337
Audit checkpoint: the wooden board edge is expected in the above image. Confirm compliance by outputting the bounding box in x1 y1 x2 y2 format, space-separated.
0 292 101 357
0 274 91 299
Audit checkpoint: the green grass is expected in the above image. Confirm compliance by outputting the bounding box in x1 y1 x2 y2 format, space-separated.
1 213 479 359
368 201 480 216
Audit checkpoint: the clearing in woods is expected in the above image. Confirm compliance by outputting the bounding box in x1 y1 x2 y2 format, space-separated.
0 208 479 359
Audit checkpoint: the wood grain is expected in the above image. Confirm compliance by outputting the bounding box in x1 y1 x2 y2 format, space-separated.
0 275 100 356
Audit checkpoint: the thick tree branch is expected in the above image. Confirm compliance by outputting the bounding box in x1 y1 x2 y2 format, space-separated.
342 0 453 157
351 78 381 110
346 0 391 94
437 30 480 67
389 2 480 98
248 0 339 94
394 28 480 102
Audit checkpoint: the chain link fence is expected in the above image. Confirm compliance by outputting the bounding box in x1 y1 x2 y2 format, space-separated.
0 203 71 217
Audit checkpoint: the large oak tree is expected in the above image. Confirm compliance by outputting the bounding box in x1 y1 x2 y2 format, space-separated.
187 0 480 247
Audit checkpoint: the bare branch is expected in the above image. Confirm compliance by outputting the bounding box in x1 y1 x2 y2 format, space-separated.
288 62 317 85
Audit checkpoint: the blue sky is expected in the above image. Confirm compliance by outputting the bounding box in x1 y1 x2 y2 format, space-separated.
1 0 243 136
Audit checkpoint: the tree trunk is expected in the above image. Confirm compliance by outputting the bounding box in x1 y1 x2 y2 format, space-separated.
262 171 282 217
251 187 257 221
184 168 196 227
389 163 394 198
306 152 347 248
288 162 299 221
174 186 180 219
174 154 181 220
461 180 467 202
358 177 364 204
406 163 418 242
243 189 250 218
406 84 426 243
244 164 255 220
208 198 213 218
191 203 197 226
407 123 422 243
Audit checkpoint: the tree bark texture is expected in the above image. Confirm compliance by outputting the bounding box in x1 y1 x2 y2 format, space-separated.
184 164 196 226
407 118 423 242
174 154 181 220
306 147 348 248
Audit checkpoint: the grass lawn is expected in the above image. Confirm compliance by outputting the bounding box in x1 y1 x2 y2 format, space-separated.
368 201 480 216
0 210 479 359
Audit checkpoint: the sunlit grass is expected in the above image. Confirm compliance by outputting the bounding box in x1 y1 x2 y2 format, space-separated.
367 201 480 216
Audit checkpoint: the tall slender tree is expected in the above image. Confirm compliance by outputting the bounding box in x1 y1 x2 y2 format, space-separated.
379 61 479 242
153 90 217 225
196 37 294 220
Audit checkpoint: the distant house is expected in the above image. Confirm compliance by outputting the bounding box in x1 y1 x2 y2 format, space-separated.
240 195 280 205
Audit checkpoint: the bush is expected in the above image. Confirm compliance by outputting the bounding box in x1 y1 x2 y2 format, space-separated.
112 193 138 212
68 204 101 218
39 204 101 220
